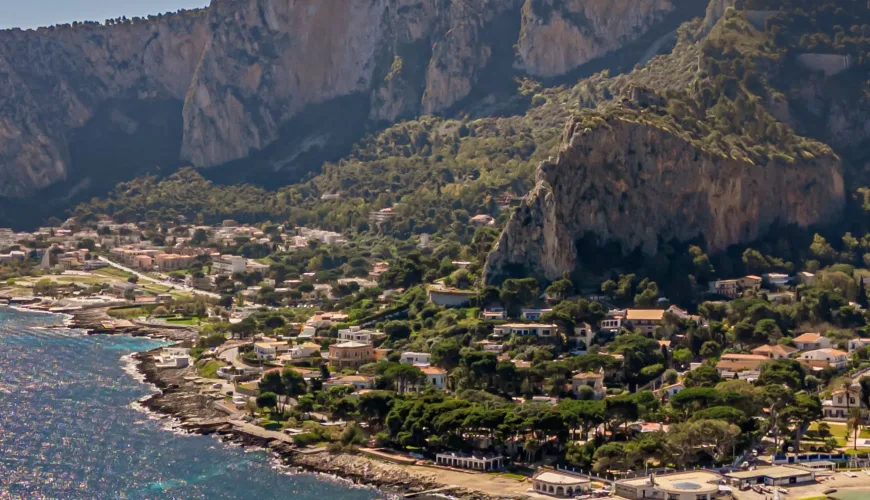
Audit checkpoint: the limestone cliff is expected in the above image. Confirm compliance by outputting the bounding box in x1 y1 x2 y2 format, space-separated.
515 0 674 77
0 0 679 199
484 116 845 282
0 12 208 197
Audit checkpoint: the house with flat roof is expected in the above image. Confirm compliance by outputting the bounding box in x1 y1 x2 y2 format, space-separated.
725 465 815 488
493 323 558 338
254 341 289 361
521 308 552 321
435 452 503 471
400 352 431 366
427 286 475 307
482 307 506 320
337 326 384 344
709 279 740 299
328 341 375 370
615 471 721 500
798 348 849 371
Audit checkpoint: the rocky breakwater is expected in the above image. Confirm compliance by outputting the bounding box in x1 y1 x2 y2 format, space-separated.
484 113 845 283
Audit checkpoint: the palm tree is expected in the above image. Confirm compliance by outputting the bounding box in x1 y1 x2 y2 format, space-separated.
848 407 863 450
842 379 854 415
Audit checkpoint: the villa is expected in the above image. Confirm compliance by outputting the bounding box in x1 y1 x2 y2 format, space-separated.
751 344 798 360
532 470 590 498
624 309 665 335
571 371 606 400
435 452 504 471
823 386 865 421
420 366 447 390
254 341 289 361
400 352 431 366
328 341 375 370
493 323 558 338
798 348 849 371
792 332 832 351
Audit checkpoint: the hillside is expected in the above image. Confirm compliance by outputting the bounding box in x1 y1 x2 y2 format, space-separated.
70 0 870 292
0 0 685 227
484 0 870 283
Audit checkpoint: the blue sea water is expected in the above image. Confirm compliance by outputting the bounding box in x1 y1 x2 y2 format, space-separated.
0 307 380 499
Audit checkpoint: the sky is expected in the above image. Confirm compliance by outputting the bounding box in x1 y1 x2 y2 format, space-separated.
0 0 210 30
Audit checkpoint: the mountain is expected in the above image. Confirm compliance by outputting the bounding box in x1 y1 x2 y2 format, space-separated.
483 0 870 283
0 0 680 224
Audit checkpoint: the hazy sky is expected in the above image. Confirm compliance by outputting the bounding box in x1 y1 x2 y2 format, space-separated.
0 0 210 30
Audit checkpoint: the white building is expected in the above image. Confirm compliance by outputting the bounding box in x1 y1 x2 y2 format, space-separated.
253 341 289 361
435 453 503 471
532 471 590 498
615 471 722 500
725 466 815 488
792 332 832 351
337 326 383 344
848 338 870 353
288 342 321 359
212 255 246 275
493 323 557 338
400 352 431 366
823 386 864 421
799 348 849 371
420 366 447 390
521 308 552 321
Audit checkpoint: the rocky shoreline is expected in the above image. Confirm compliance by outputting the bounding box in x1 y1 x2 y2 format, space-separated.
134 351 525 499
54 306 526 498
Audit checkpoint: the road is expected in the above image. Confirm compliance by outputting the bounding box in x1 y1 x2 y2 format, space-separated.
98 256 221 300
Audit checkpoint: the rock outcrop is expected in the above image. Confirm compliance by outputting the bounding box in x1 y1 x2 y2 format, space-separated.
0 0 680 198
483 116 845 283
515 0 674 77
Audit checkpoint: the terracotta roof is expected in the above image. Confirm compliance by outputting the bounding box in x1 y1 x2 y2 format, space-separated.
420 366 447 375
751 344 798 356
626 309 665 321
720 353 769 361
793 332 823 343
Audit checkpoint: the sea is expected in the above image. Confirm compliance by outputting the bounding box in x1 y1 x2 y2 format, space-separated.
0 307 381 499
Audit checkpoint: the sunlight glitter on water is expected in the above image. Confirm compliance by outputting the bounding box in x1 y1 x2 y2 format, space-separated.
0 307 381 499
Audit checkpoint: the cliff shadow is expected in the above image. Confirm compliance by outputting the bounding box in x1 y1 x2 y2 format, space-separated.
0 98 184 229
202 92 373 187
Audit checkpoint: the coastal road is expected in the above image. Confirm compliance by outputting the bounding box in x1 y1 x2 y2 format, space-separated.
98 256 221 300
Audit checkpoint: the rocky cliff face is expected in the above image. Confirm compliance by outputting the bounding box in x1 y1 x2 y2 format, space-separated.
483 116 845 282
515 0 674 77
0 13 207 197
0 0 678 198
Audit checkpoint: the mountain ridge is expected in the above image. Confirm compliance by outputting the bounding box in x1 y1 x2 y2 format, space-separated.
0 0 678 207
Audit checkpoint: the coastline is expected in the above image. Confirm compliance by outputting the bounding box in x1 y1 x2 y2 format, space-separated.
54 302 530 500
2 304 530 498
132 349 529 499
